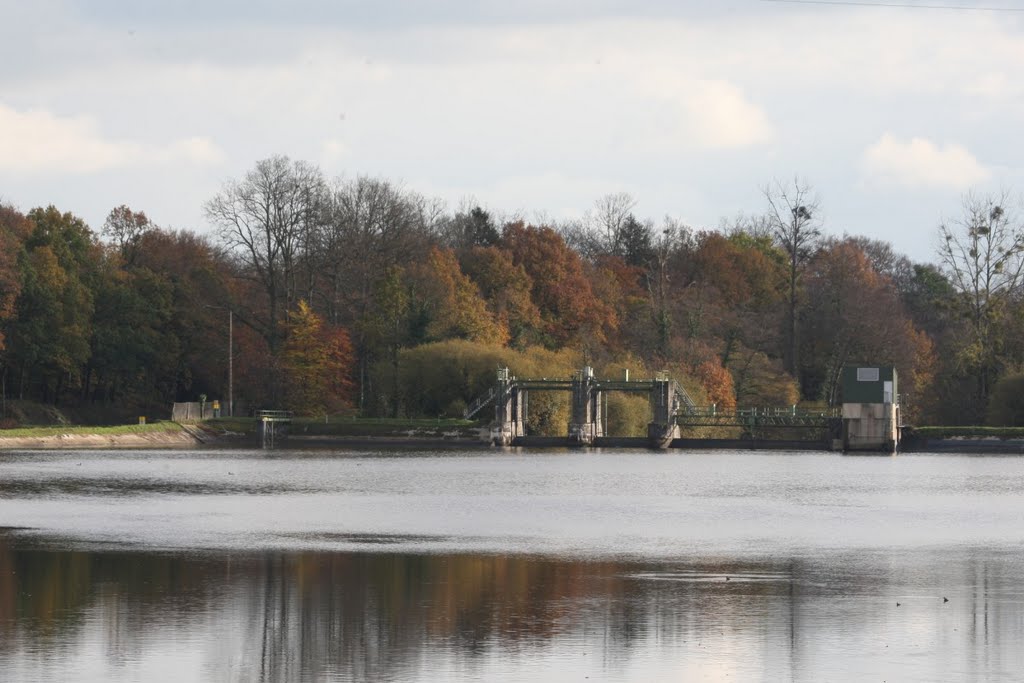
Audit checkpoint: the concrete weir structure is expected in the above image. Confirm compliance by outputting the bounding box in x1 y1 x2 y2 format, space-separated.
483 367 690 448
568 366 604 444
840 366 900 453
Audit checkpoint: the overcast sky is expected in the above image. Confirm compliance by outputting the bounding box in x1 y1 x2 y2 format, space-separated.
3 0 1024 262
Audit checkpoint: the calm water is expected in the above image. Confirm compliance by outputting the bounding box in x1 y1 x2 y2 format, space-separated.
1 448 1023 681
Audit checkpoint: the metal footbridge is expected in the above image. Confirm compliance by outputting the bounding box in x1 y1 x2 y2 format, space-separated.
465 367 840 448
675 406 839 428
256 410 293 447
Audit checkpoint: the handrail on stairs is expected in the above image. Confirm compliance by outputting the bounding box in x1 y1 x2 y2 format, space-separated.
463 387 497 420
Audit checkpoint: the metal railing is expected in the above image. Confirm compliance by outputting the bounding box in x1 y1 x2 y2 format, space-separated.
675 406 840 429
463 387 497 420
255 410 293 422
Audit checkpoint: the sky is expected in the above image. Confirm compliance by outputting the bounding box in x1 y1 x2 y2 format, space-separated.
3 0 1024 262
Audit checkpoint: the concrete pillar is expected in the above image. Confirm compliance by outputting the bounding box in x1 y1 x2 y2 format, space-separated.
514 388 526 440
842 402 898 453
592 389 604 440
569 366 600 445
492 367 526 446
647 378 680 448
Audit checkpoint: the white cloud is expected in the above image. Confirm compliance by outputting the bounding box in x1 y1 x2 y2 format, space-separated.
861 134 990 190
0 103 225 173
678 79 774 149
5 9 1024 261
320 138 349 166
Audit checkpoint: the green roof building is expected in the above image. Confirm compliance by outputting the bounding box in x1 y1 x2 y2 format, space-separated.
841 365 897 405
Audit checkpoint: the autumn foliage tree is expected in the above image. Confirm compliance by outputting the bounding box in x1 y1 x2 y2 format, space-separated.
501 222 615 350
689 231 785 369
695 360 737 412
801 240 932 408
7 207 98 402
0 204 29 353
281 300 355 415
4 163 1021 428
459 246 541 348
102 205 152 267
730 351 799 408
589 255 648 356
408 247 506 345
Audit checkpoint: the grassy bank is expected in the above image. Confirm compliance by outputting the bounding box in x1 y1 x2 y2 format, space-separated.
0 421 184 438
910 426 1024 439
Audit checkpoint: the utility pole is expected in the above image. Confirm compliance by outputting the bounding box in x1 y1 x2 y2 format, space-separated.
206 304 234 417
228 309 233 417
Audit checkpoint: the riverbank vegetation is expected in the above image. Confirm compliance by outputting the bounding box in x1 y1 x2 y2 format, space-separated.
908 426 1024 440
3 160 1024 430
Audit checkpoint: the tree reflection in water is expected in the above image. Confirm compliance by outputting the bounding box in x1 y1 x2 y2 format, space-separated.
1 537 1023 681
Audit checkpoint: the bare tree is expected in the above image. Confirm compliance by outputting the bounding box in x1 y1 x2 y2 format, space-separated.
721 212 774 242
937 191 1024 401
648 217 690 356
320 176 434 322
561 192 638 262
319 176 436 411
764 178 821 380
557 217 602 261
205 155 327 353
591 192 637 256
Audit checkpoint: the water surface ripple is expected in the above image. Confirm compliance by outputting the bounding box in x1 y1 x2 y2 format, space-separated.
0 448 1021 681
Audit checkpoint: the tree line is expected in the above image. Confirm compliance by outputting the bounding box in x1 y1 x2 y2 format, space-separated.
2 156 1023 427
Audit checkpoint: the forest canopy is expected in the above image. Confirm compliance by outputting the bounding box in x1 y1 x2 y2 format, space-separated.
1 160 1021 427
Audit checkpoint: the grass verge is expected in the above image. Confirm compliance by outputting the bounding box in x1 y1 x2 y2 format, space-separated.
0 422 184 438
912 426 1024 439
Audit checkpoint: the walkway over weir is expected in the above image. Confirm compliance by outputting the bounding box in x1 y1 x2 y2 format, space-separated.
466 367 695 448
465 368 843 449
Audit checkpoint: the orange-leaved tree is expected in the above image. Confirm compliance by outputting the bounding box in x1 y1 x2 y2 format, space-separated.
696 360 737 412
281 300 355 416
459 246 541 348
501 222 615 350
409 247 507 345
802 239 925 406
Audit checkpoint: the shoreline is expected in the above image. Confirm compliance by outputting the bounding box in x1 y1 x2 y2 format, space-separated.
2 426 1024 454
0 434 202 449
0 426 491 451
0 424 212 450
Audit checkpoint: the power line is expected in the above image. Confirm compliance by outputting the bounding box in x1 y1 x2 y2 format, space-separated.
761 0 1024 10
